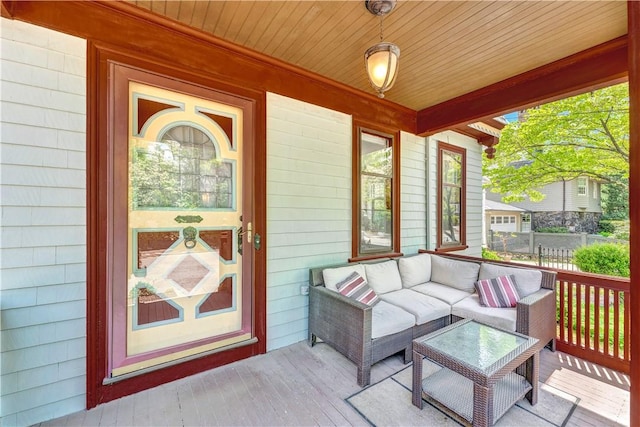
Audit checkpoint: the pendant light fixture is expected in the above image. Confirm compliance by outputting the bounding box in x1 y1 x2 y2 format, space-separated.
364 0 400 99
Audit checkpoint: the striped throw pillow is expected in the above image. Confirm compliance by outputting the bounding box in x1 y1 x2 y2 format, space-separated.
475 275 521 308
336 272 380 306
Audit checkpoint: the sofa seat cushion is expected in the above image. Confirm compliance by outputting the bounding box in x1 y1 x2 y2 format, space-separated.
430 255 480 293
479 263 542 298
398 254 432 288
322 264 367 292
365 260 403 294
379 289 451 326
411 282 472 305
371 300 416 339
451 295 517 331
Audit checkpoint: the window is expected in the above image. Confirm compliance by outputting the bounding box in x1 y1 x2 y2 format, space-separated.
437 142 466 251
577 177 587 196
521 213 531 232
352 124 400 260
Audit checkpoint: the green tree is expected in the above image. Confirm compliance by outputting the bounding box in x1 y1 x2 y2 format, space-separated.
601 175 629 219
484 83 629 215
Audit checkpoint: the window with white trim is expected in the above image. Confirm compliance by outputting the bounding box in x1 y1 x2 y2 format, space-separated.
577 177 587 196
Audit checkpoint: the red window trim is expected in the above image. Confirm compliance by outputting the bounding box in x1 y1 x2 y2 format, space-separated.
351 122 401 261
436 141 466 251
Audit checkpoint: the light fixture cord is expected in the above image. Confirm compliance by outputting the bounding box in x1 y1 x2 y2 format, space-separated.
379 15 384 42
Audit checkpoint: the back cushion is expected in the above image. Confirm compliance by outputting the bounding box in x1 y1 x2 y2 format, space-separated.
479 263 542 298
398 254 432 288
430 255 480 293
322 264 367 292
364 260 403 294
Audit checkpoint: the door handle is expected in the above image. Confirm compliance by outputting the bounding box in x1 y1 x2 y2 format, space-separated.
238 222 252 243
237 222 253 255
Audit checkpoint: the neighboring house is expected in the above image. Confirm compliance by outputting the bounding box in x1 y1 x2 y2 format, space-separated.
486 177 602 234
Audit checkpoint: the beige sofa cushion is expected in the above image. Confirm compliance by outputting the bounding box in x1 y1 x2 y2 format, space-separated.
398 254 432 288
365 260 403 294
379 289 450 325
479 263 543 298
371 301 416 339
430 255 480 293
451 295 517 331
411 282 472 305
322 264 367 292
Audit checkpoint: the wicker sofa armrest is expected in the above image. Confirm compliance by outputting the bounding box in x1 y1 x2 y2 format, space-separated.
308 284 374 386
516 288 556 351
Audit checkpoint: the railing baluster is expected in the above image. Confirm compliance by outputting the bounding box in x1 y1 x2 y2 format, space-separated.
576 283 582 347
604 290 611 356
559 280 566 343
624 291 630 361
613 290 620 359
594 286 601 354
568 282 574 346
584 284 591 350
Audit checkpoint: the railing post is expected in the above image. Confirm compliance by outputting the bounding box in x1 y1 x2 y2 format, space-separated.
529 231 534 254
629 1 640 424
538 244 542 267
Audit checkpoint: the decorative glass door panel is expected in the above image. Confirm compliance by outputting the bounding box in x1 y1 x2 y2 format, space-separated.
110 77 253 377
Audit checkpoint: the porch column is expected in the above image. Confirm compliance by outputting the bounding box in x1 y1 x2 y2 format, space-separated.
629 2 640 426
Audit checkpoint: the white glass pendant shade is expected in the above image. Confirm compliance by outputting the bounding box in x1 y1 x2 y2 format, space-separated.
365 42 400 98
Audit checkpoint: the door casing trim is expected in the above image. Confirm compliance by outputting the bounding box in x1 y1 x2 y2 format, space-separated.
87 42 267 408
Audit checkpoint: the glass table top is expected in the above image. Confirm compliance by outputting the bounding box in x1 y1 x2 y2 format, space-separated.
418 320 534 372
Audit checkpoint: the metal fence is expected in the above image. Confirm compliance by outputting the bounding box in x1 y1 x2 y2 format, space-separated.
537 245 578 271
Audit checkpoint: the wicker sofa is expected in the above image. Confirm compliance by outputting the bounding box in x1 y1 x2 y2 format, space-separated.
308 253 557 387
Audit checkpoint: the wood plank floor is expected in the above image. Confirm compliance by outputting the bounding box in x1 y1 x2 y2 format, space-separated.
39 342 629 427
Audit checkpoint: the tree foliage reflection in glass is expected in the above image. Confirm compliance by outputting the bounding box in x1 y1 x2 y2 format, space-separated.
360 131 392 254
441 148 462 245
131 124 233 210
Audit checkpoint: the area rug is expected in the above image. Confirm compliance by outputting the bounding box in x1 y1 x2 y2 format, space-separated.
346 360 579 426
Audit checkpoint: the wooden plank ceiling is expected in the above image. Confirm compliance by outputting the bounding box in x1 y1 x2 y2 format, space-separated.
126 1 627 113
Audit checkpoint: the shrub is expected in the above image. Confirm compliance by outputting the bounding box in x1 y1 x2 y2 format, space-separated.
536 226 568 233
598 220 616 234
573 243 630 277
482 247 502 261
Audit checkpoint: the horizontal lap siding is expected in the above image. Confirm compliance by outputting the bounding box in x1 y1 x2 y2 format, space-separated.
0 18 87 426
401 132 427 254
266 93 352 351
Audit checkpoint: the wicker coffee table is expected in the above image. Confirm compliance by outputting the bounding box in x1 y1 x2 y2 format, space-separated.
412 319 539 427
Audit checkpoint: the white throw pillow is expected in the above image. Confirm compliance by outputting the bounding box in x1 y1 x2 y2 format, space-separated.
364 260 403 294
322 264 367 292
479 263 543 298
398 254 432 288
430 255 480 293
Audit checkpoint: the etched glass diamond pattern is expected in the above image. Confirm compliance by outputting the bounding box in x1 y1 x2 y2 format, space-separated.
168 255 210 292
